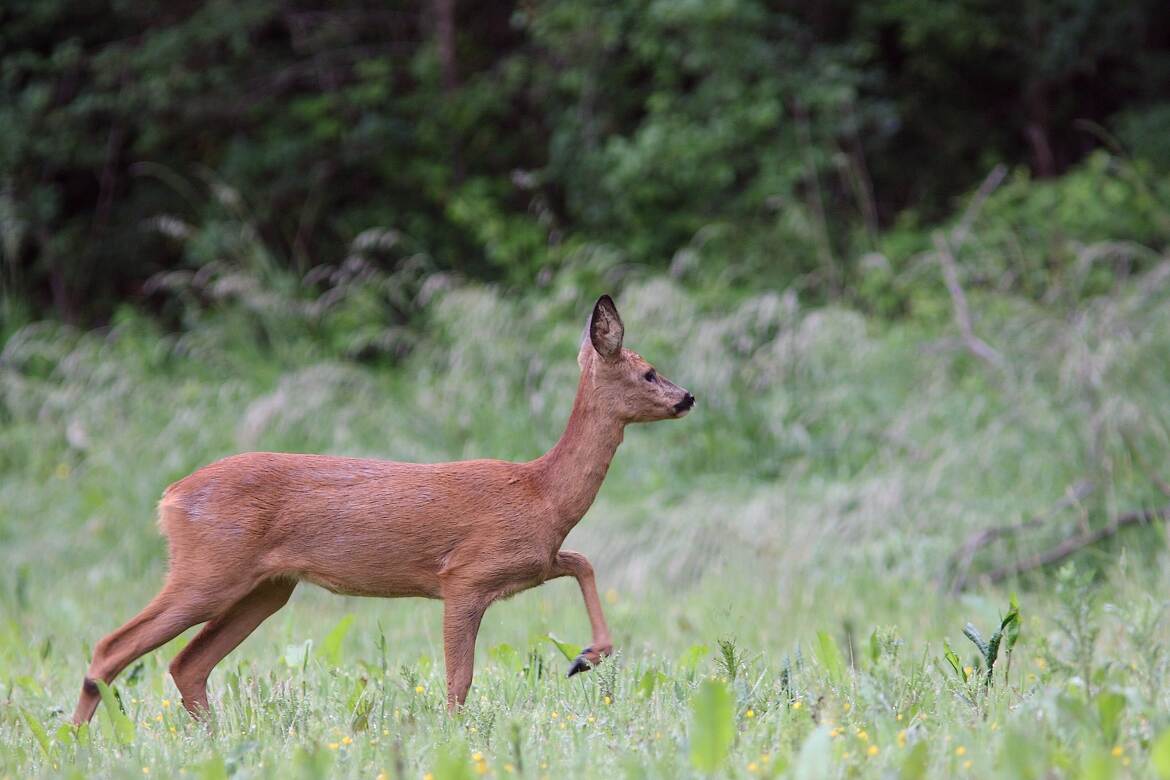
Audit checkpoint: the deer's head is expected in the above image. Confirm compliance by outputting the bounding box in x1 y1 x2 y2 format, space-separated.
578 295 695 423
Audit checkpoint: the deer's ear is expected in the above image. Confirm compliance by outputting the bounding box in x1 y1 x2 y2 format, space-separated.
589 294 624 360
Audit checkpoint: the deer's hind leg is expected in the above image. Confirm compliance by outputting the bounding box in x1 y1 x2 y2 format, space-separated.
168 578 296 717
71 576 238 725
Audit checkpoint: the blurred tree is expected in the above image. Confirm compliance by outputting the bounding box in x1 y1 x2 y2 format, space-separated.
1 0 1168 323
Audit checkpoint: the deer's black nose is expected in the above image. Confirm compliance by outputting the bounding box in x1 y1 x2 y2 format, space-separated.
674 393 695 414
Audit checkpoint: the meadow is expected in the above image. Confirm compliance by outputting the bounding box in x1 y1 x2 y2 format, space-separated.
4 250 1170 779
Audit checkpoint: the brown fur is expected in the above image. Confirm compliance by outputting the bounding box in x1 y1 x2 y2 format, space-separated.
70 295 694 723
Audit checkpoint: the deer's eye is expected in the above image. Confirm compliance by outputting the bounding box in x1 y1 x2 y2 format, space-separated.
644 369 656 382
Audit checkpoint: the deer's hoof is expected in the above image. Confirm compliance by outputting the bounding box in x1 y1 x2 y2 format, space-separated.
567 647 594 677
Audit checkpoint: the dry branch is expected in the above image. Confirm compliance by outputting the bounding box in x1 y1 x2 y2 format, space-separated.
945 479 1094 592
949 499 1170 591
933 164 1009 370
980 504 1170 585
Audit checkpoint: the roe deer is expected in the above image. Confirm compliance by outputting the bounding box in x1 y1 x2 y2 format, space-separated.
71 294 694 723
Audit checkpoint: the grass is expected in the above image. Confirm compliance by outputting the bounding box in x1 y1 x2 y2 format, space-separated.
4 261 1170 778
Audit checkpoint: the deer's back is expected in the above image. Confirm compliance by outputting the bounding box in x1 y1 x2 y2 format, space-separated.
158 452 556 598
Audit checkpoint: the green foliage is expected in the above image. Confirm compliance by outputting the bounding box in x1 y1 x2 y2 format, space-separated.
953 597 1022 688
94 680 135 746
321 615 355 667
4 1 1170 322
1152 728 1170 779
815 631 847 687
687 678 734 773
3 220 1170 776
545 633 582 662
956 152 1170 298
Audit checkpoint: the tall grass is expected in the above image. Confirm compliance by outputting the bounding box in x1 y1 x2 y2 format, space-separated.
3 245 1170 777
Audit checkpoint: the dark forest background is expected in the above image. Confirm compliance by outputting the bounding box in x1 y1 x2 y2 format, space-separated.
3 0 1170 329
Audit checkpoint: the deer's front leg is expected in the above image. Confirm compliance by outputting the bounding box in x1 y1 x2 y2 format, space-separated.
550 550 613 676
442 593 489 711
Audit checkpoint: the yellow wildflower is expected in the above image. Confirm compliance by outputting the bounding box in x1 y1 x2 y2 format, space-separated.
955 746 966 757
415 685 425 694
745 709 755 719
1111 746 1123 758
867 745 879 757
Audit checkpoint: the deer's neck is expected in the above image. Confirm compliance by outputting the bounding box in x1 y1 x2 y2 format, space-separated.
533 372 625 540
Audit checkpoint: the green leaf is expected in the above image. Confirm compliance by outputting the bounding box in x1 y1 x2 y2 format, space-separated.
435 737 474 780
95 680 135 745
545 633 581 662
321 615 354 666
688 678 734 773
1080 747 1117 780
1095 690 1126 746
346 676 369 731
20 709 53 759
1002 596 1022 653
962 623 989 659
638 669 668 698
54 723 74 746
14 675 45 697
1000 727 1040 780
869 629 881 665
1151 727 1170 779
985 630 1002 684
488 643 523 674
198 755 228 780
900 741 929 780
814 631 846 686
678 644 710 674
943 639 966 682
